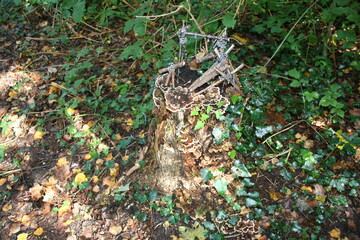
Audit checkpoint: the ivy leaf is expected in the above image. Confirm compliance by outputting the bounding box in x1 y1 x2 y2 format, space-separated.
255 126 273 138
194 120 205 130
134 211 147 222
148 190 158 201
290 80 301 87
280 169 295 181
222 14 236 28
200 113 210 121
303 91 319 102
168 213 180 224
288 69 300 79
231 160 251 177
213 178 228 196
236 187 248 196
105 160 115 169
242 178 254 187
116 182 131 192
212 127 223 145
72 0 85 23
117 138 132 150
245 197 262 207
200 168 214 182
203 221 216 231
228 150 237 159
120 42 143 60
330 178 347 192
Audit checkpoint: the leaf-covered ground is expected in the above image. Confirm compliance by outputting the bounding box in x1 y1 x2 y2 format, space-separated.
0 2 359 240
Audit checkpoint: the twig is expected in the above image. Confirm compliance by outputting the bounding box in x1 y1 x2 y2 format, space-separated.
136 5 184 20
264 0 318 67
115 145 149 186
189 60 229 91
0 165 51 175
158 61 185 74
194 78 225 96
263 148 293 160
262 120 305 144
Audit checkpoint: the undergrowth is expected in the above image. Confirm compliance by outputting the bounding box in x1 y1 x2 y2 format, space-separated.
0 0 359 239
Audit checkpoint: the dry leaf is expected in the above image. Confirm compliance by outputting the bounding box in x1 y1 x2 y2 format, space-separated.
315 195 326 202
29 183 43 200
230 33 249 44
66 108 76 115
92 176 99 184
74 172 88 185
301 186 313 192
97 143 109 152
269 192 283 201
2 202 12 211
43 186 56 202
17 233 28 240
313 184 326 196
34 130 44 139
304 140 314 149
329 228 341 238
349 108 360 116
21 215 31 226
48 85 60 95
9 223 21 235
102 176 115 187
105 153 113 160
109 225 122 235
62 219 74 227
240 206 251 215
96 159 104 165
33 227 44 236
57 157 68 167
0 178 7 186
109 164 120 177
114 134 122 140
92 185 100 192
58 205 71 217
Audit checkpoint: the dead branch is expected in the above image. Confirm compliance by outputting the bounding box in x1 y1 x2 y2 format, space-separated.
189 59 230 91
158 61 186 74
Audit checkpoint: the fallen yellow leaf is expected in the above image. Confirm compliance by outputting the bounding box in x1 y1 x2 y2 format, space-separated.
92 185 100 192
33 227 44 236
66 108 76 116
8 90 17 98
21 215 31 226
105 153 113 160
329 228 341 238
57 157 68 167
2 202 12 211
114 134 122 140
230 33 249 44
270 192 283 201
0 178 7 186
92 176 99 184
301 186 313 193
109 225 122 235
34 130 44 140
62 219 74 227
74 172 88 185
29 183 43 201
315 195 326 202
58 205 71 217
84 154 92 160
17 233 28 240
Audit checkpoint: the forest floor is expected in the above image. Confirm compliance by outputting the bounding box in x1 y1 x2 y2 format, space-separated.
0 10 359 240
